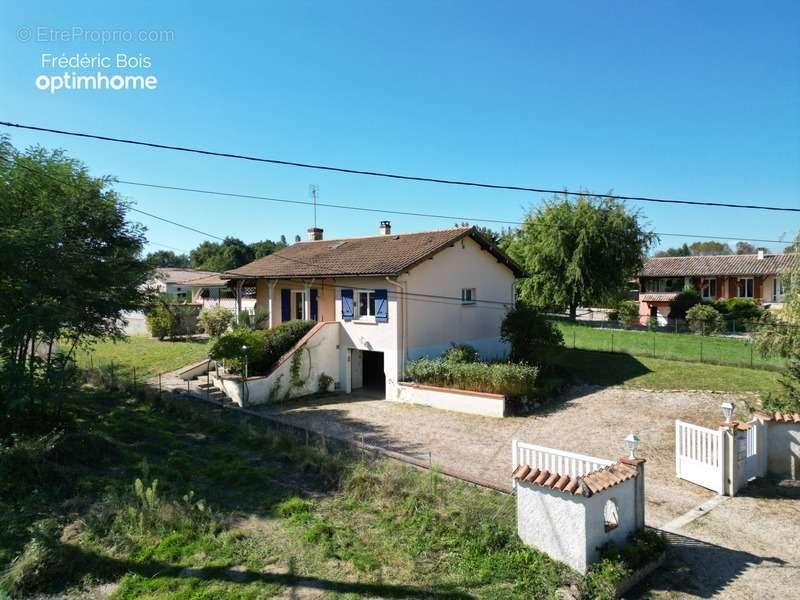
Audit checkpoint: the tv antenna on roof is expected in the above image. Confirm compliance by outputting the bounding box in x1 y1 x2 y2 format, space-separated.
309 184 319 228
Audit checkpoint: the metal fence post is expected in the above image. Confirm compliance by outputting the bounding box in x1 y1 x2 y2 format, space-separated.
700 338 704 363
611 331 614 353
132 366 136 390
652 333 656 358
750 342 754 368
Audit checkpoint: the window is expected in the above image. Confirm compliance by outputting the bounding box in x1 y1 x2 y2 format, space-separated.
644 278 683 293
701 278 716 300
737 277 754 299
356 290 376 320
461 288 476 304
603 499 619 532
293 290 306 320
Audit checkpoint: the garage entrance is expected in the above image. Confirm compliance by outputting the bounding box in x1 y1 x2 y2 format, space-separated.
362 350 385 393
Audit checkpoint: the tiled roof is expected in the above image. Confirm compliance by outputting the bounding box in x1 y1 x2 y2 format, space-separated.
511 462 638 497
181 273 231 287
225 226 524 279
639 292 680 302
755 411 800 423
639 253 798 277
156 268 221 284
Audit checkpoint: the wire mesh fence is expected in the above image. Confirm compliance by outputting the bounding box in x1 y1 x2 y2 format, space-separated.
549 314 785 370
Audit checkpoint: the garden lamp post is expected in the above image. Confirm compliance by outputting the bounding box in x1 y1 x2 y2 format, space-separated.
624 433 640 460
241 345 248 380
721 402 734 423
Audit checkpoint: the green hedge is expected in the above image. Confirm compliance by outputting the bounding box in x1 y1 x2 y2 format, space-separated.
405 358 538 396
208 320 314 375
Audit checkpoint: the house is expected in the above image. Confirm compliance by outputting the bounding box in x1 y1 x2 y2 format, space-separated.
637 250 797 324
222 222 522 399
152 268 256 312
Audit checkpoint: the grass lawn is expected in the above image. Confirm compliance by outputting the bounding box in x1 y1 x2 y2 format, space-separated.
554 321 784 371
555 348 782 398
0 391 658 599
75 336 209 380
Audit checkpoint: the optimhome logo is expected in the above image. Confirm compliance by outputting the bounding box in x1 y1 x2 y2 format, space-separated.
35 52 158 94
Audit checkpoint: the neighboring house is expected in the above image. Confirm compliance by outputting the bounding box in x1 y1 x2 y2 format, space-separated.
223 222 522 398
152 267 256 311
637 250 797 324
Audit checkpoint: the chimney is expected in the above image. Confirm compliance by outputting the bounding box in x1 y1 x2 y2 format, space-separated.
757 248 766 260
379 220 391 235
307 227 323 241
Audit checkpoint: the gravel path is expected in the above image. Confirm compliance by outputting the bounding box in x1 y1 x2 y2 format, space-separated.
258 385 759 527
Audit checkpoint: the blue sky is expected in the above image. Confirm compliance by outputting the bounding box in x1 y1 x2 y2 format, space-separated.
2 1 798 255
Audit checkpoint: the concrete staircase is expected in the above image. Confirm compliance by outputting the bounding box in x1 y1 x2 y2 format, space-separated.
194 379 237 407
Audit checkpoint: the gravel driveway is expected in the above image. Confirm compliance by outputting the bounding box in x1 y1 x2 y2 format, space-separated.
258 385 760 527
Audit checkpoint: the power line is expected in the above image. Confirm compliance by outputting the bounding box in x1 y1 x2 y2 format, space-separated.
116 178 790 246
2 120 798 213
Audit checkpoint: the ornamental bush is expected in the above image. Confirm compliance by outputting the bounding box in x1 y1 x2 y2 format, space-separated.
442 343 480 364
686 304 724 335
207 320 315 375
615 301 639 329
712 298 763 331
405 358 538 396
668 288 701 320
500 303 564 366
198 306 233 337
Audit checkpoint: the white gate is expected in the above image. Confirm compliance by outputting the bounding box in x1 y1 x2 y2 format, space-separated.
675 420 725 494
739 418 763 483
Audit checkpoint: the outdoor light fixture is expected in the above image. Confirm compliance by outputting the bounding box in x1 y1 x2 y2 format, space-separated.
624 433 640 459
241 345 249 380
721 402 734 423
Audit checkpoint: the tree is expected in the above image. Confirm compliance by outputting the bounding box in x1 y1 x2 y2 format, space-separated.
505 192 656 319
0 137 151 413
755 238 800 410
249 237 287 259
189 237 255 272
145 250 189 267
686 304 724 335
735 241 757 255
688 241 732 256
500 303 564 365
654 243 691 257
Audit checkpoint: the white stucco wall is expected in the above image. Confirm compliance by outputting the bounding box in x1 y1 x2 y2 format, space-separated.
396 382 506 417
516 477 640 574
403 236 516 361
335 277 401 395
212 322 341 406
766 422 800 479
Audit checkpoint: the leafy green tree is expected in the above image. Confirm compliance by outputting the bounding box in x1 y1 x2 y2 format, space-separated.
500 303 564 365
0 137 151 413
735 241 758 255
505 192 655 319
145 250 189 267
249 238 287 259
654 243 691 257
688 240 732 256
189 237 254 272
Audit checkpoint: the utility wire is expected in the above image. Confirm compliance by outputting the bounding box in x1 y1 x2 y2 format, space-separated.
2 120 798 213
115 178 789 246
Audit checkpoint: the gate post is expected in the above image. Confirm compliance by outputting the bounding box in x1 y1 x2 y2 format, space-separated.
720 424 736 496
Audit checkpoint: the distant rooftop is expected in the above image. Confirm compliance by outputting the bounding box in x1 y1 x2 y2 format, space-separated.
640 253 797 278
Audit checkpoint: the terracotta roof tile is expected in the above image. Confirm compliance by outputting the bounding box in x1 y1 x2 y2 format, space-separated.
224 226 524 279
757 411 800 423
513 461 639 497
639 253 797 278
639 292 680 303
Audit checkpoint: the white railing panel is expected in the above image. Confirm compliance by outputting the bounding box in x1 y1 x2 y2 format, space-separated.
512 440 613 479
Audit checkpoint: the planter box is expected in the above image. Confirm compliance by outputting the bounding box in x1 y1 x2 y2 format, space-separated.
396 381 506 418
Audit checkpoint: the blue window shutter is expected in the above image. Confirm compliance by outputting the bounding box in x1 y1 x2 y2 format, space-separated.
280 288 290 322
310 288 318 321
341 289 353 321
375 289 388 322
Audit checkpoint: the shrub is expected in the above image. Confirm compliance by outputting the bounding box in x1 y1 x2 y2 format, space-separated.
405 358 538 396
207 328 267 374
500 304 564 366
712 298 763 331
318 372 333 393
615 301 639 329
145 300 199 339
208 320 315 375
198 306 233 337
686 304 724 335
669 288 701 320
442 343 480 364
